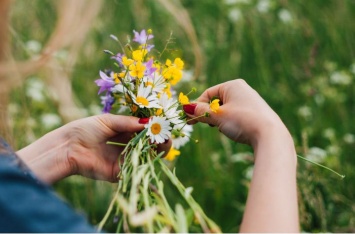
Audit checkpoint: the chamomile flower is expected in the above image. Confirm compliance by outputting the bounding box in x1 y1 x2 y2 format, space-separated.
131 83 161 109
158 93 181 125
172 123 193 149
145 116 172 144
144 75 166 94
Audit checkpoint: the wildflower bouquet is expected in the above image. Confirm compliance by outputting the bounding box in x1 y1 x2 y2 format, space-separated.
95 29 220 233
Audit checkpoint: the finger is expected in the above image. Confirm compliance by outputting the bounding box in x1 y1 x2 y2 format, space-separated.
183 102 221 126
196 82 225 103
96 114 145 135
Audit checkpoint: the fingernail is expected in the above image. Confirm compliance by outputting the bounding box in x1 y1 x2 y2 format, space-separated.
138 117 150 124
183 103 197 115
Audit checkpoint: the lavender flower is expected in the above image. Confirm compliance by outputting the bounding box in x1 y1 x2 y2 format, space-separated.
111 53 123 67
95 71 115 94
133 29 153 44
101 92 115 113
144 58 157 77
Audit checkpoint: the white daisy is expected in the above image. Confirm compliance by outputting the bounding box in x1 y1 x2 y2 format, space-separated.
144 75 166 94
145 116 172 144
131 83 161 109
158 93 181 125
172 123 193 149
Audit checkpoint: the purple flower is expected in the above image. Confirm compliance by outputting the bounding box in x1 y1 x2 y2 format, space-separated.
101 92 115 113
95 71 115 94
133 29 154 45
144 58 157 77
111 53 123 67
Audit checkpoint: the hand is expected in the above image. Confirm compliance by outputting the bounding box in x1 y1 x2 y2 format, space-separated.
184 79 288 146
184 79 299 232
17 114 171 184
65 114 146 182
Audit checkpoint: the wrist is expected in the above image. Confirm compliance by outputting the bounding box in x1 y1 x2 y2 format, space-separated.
16 125 72 184
252 118 296 162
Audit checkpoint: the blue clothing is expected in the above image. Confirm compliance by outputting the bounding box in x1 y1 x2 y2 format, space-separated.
0 138 96 232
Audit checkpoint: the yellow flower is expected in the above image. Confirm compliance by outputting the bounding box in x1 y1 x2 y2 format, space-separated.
163 58 184 85
179 92 189 105
132 49 147 62
210 99 220 113
165 59 172 67
165 147 181 161
129 61 146 79
122 56 134 67
174 58 184 70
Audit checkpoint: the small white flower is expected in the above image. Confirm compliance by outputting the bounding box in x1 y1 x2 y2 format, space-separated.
228 8 242 23
329 71 352 85
278 9 293 23
323 128 335 140
172 123 193 149
306 147 327 163
297 105 312 120
343 133 355 144
26 40 42 54
41 113 62 130
145 116 172 144
26 78 45 102
257 0 271 13
131 83 161 109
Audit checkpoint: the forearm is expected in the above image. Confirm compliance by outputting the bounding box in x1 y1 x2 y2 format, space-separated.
240 124 299 232
16 126 72 184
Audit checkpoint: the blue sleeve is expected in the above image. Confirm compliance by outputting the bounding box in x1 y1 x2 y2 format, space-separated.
0 138 97 233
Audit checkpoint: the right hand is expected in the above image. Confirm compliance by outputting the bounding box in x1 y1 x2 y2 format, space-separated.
183 79 288 146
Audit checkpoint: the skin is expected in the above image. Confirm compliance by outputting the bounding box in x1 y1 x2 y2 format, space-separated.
17 114 171 184
186 79 299 232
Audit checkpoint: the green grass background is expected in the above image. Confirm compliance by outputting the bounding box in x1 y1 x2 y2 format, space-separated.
8 0 355 232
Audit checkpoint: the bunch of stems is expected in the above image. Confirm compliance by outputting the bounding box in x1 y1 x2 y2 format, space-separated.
97 131 221 233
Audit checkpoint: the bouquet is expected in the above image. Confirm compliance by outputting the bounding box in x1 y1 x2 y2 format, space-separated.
95 29 221 233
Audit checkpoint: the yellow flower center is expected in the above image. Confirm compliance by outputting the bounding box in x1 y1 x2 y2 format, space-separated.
136 96 149 106
155 108 163 116
151 123 162 135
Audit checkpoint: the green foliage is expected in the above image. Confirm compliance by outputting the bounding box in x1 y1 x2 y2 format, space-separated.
8 0 355 232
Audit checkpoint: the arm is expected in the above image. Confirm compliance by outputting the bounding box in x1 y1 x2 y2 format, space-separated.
183 79 299 232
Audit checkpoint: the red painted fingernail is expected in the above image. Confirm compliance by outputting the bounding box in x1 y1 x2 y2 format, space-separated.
183 103 197 115
138 117 150 124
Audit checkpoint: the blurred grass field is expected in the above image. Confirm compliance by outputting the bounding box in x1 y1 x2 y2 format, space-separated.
6 0 355 232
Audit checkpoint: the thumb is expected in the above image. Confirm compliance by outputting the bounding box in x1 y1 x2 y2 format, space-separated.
183 102 219 126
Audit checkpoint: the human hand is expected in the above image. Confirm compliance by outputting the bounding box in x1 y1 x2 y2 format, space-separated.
183 79 288 146
64 114 171 182
18 114 171 184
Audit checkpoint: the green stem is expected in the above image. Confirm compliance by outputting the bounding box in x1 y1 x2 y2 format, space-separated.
107 141 127 146
97 189 119 231
297 154 345 179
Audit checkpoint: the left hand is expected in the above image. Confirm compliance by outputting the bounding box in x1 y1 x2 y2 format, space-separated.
65 114 146 182
18 114 171 184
